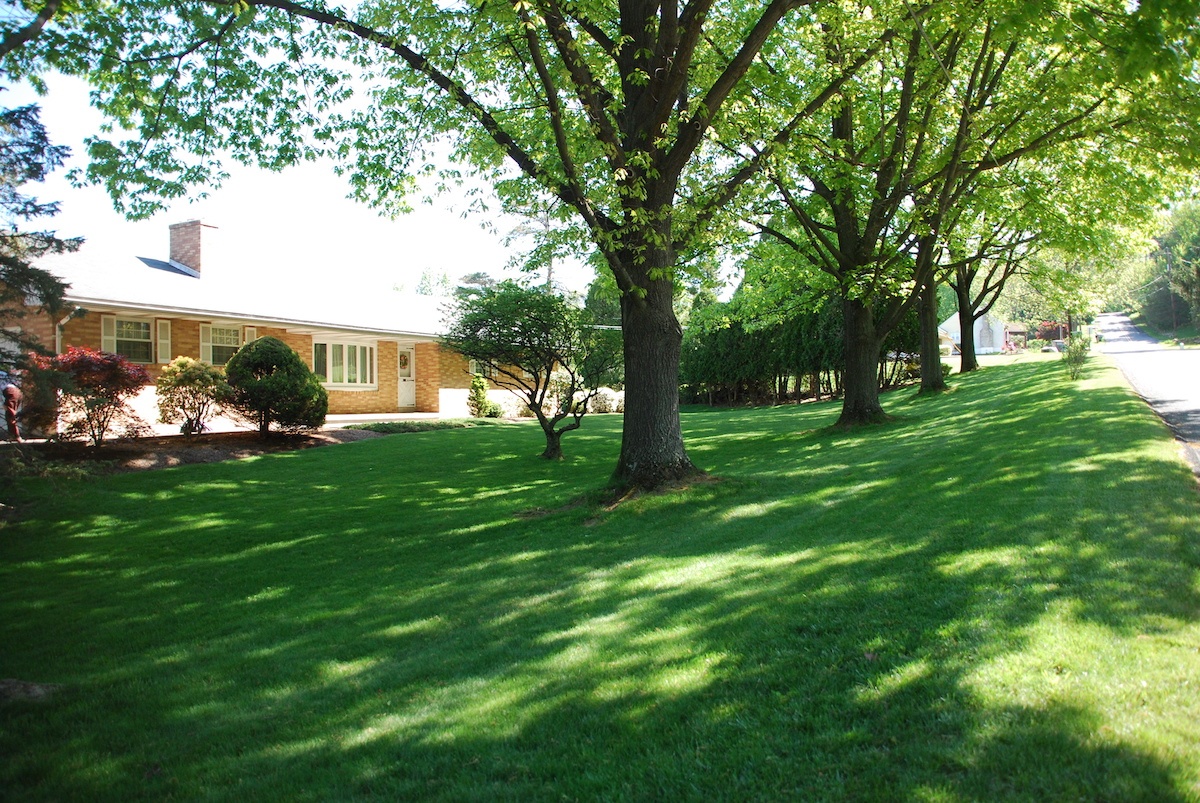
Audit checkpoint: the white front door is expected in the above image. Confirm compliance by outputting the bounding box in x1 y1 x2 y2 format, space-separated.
398 348 416 408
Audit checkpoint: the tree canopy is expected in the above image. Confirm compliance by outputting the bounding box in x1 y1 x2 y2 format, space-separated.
0 84 81 366
443 281 621 459
0 0 881 489
4 0 1200 484
735 0 1200 423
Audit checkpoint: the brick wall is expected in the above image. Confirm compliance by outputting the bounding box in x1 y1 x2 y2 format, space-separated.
414 342 441 412
171 320 201 369
59 314 202 381
439 345 475 389
255 327 312 364
414 342 482 414
324 340 401 415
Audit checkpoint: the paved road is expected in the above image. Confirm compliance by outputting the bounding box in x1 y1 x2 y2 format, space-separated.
1095 312 1200 474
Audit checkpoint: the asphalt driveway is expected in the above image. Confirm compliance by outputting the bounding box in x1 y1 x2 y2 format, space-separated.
1095 312 1200 475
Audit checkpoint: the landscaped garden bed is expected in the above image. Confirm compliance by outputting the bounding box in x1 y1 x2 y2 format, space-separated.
1 429 383 476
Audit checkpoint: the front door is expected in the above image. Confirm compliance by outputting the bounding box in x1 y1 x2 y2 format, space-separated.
398 348 416 408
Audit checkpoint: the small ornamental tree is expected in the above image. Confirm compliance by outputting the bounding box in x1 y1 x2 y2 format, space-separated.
444 282 622 460
31 346 150 446
156 356 231 435
223 337 327 434
1062 335 1090 380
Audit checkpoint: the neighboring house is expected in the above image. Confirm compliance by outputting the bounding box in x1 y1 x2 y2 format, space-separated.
938 312 1022 355
20 220 491 419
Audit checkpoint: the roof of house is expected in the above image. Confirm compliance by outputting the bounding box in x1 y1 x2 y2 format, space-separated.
37 234 450 340
937 312 1021 338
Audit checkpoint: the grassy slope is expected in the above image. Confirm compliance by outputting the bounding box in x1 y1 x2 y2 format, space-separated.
2 353 1199 801
1129 311 1200 344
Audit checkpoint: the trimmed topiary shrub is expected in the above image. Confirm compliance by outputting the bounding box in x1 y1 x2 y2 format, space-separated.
223 337 328 434
156 356 231 435
466 373 502 418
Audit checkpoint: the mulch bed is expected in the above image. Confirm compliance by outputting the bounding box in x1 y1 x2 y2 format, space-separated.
1 428 383 475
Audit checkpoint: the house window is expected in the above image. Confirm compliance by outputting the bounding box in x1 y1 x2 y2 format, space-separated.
468 359 496 380
114 319 153 363
209 326 242 365
313 340 376 388
201 324 249 365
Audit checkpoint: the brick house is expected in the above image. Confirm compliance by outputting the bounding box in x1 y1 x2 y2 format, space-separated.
21 220 489 419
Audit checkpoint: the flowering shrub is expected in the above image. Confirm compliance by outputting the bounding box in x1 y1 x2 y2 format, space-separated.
588 387 624 414
31 346 151 446
156 356 231 435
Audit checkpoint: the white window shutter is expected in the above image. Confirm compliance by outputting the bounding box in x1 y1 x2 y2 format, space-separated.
156 320 171 363
101 315 116 352
243 326 257 344
200 324 212 363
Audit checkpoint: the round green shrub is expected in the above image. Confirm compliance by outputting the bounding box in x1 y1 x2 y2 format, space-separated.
224 336 328 434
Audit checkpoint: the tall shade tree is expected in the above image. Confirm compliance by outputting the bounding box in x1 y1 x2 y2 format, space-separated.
1155 201 1200 322
0 1 80 365
3 0 886 490
938 150 1146 371
744 0 1200 424
0 98 79 364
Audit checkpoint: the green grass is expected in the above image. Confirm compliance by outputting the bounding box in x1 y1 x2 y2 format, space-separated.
1129 311 1200 345
3 352 1199 801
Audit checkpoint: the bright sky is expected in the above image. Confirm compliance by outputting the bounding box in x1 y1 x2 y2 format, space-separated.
4 74 595 297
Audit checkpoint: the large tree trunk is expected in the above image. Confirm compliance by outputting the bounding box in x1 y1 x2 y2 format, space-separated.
836 298 888 426
918 276 947 393
540 428 563 460
611 276 698 490
956 284 979 373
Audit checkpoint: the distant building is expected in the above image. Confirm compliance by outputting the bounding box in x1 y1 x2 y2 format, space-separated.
938 312 1024 355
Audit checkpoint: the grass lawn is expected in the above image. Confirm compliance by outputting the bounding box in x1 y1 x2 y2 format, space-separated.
2 353 1199 801
1128 312 1200 345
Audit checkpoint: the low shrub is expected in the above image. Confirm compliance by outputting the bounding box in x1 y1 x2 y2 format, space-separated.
1062 335 1090 380
156 357 230 435
588 387 625 413
0 449 112 482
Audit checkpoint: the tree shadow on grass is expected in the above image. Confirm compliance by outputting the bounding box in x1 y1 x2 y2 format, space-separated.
2 359 1198 799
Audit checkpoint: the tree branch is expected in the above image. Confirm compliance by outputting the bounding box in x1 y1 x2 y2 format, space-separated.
0 0 62 60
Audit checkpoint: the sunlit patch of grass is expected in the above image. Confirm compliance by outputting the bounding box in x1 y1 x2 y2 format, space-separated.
2 356 1199 800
